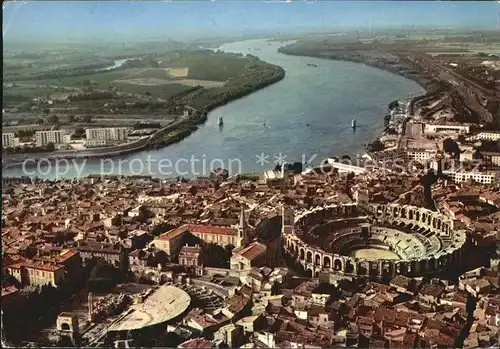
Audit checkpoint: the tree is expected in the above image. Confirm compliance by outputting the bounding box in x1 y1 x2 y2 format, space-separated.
74 127 85 135
443 138 461 158
47 115 59 125
36 118 45 125
82 115 92 123
88 260 119 292
68 115 76 123
43 142 55 152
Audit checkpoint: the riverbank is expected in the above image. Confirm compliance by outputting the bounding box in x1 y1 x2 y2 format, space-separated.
146 60 286 149
277 41 433 152
277 41 437 95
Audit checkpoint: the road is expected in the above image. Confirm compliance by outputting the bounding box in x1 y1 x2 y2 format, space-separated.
2 113 192 168
411 51 497 124
412 51 499 98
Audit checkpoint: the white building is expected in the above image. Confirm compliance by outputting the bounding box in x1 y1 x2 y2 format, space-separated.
442 170 497 184
327 158 367 174
482 152 500 167
63 134 72 144
424 123 471 135
84 139 107 148
85 127 129 141
2 133 20 148
35 130 67 145
470 131 500 142
406 149 437 163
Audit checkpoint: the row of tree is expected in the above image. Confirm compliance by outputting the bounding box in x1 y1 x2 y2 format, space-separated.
180 61 285 111
3 142 55 154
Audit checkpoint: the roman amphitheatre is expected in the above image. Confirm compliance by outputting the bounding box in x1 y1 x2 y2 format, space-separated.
112 67 226 87
282 202 468 279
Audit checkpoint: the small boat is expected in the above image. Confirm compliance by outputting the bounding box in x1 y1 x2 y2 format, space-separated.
351 119 357 129
218 116 224 126
306 63 318 67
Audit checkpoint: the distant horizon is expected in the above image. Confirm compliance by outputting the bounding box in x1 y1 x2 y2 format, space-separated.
3 1 500 44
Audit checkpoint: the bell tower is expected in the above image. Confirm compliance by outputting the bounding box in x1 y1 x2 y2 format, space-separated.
237 205 249 247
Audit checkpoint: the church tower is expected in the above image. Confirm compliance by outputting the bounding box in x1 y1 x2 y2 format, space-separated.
282 205 294 235
237 205 249 247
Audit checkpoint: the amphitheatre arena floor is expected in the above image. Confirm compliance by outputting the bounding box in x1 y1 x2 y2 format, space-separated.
350 248 401 261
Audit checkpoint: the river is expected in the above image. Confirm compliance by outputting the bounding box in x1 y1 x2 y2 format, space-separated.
3 38 425 180
98 58 132 72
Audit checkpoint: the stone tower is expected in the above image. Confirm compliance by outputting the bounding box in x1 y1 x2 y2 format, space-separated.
282 205 295 235
88 292 93 322
237 205 249 247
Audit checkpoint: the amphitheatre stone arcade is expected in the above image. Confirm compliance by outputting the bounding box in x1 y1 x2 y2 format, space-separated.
282 203 468 279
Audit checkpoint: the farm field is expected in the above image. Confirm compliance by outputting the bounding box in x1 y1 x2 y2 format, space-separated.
156 50 250 81
3 86 65 98
5 68 194 100
4 50 254 104
17 69 146 89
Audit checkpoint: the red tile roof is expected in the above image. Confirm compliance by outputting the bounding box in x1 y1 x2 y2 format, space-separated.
7 260 63 272
234 241 266 261
56 249 79 263
157 224 238 241
179 338 214 348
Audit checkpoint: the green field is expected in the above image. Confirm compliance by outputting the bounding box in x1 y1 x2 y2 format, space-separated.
4 50 256 102
3 86 60 98
156 51 250 81
18 68 145 89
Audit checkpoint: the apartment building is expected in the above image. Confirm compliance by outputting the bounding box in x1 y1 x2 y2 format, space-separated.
85 127 129 141
424 123 471 135
2 133 20 148
35 130 67 145
442 170 498 184
471 131 500 142
482 152 500 167
406 149 437 163
84 139 108 148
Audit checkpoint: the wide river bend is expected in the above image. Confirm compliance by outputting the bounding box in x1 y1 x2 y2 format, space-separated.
3 39 425 180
